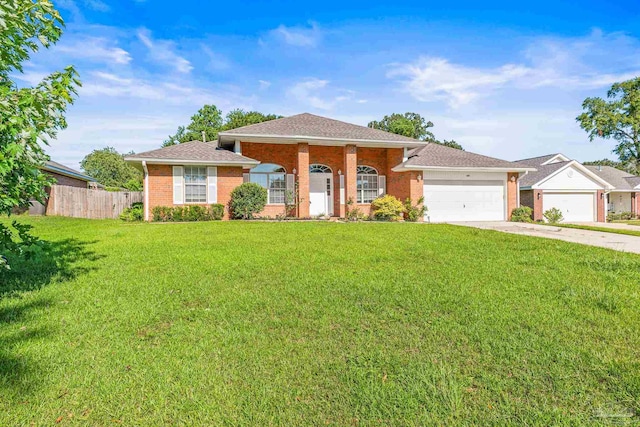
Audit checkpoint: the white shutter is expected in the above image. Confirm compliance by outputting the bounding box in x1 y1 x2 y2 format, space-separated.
207 166 218 203
339 175 345 204
378 175 386 196
243 173 250 183
286 174 295 192
173 166 184 205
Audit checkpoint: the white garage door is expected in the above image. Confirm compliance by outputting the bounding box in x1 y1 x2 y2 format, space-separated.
543 192 595 222
423 180 505 222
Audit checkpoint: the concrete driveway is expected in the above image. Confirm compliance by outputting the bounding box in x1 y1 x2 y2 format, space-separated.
456 222 640 254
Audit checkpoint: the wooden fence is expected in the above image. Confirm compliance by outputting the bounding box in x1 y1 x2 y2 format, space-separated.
45 185 143 219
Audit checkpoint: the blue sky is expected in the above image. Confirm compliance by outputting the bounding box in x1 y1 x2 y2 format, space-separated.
18 0 640 168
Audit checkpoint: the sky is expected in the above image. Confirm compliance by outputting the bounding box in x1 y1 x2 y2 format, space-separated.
16 0 640 169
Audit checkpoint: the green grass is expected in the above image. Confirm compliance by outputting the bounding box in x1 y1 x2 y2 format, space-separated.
553 223 640 237
613 220 640 227
1 217 639 425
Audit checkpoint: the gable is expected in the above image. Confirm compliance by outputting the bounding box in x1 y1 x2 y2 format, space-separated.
537 164 604 190
541 154 570 165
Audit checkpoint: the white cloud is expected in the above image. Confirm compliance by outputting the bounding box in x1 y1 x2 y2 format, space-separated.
202 46 231 71
258 80 271 90
137 28 193 74
269 22 321 47
287 78 342 110
388 30 640 108
56 37 131 64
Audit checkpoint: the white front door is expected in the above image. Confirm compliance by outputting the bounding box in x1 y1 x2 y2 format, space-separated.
543 192 595 222
423 180 506 222
309 173 332 216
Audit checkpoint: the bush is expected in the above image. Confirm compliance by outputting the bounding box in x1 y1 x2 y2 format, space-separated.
511 206 533 223
372 195 405 221
404 197 427 222
544 207 564 224
119 202 144 221
229 183 267 219
607 211 636 221
151 204 225 222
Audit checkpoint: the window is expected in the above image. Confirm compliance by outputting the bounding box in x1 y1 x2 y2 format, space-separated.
310 164 332 173
250 163 286 204
357 165 378 204
184 166 207 203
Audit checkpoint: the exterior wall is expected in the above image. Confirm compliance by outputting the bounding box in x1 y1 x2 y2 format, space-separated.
520 189 534 211
46 171 89 189
297 143 310 217
532 189 544 221
344 145 358 216
634 192 640 216
597 190 605 222
507 172 518 220
608 192 632 214
538 165 602 190
146 164 243 220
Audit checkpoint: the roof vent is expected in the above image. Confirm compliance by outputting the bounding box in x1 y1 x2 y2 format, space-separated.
598 165 602 171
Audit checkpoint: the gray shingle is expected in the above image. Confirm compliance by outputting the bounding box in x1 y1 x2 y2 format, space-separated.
585 165 640 190
404 143 528 169
515 153 562 167
219 113 422 144
125 141 259 164
519 161 569 187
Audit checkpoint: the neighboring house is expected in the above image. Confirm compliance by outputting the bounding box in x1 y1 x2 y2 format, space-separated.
517 154 614 222
28 160 97 215
125 113 532 222
585 165 640 215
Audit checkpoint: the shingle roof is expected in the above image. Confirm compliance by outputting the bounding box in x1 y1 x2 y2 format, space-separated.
519 161 570 187
219 113 423 144
43 160 95 182
515 153 560 167
585 165 640 190
125 141 259 164
403 142 528 169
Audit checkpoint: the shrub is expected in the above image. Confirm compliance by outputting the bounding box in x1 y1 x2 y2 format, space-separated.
151 204 225 222
372 195 405 221
229 183 267 219
544 207 564 224
404 197 427 222
607 211 636 221
510 206 533 223
119 202 144 221
345 197 367 221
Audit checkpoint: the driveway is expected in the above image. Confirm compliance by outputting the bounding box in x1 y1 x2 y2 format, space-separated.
456 222 640 254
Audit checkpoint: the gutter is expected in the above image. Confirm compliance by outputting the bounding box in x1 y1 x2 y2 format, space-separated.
142 161 149 221
391 165 537 173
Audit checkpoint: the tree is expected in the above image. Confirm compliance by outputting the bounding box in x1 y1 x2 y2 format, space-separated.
577 77 640 174
163 107 282 147
81 147 142 189
368 112 435 140
1 0 80 269
368 112 464 150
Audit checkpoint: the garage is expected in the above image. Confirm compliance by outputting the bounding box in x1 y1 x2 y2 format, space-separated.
423 173 506 222
542 192 595 222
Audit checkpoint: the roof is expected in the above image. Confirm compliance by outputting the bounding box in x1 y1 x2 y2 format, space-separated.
519 161 570 187
43 160 95 182
218 113 424 147
397 142 533 171
125 141 260 166
515 154 561 167
585 165 640 190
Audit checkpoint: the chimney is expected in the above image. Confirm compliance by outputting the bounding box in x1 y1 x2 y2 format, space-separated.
202 131 206 142
598 165 602 171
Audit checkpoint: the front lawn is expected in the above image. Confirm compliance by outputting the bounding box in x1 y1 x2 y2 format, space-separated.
1 217 639 425
613 220 640 227
554 223 640 237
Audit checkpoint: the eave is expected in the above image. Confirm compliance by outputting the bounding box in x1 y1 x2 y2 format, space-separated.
218 133 426 148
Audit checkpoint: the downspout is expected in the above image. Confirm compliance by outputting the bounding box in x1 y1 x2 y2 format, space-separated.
142 161 149 221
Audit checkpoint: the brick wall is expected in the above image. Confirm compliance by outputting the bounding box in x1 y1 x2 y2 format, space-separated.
507 172 518 220
597 190 605 222
533 189 543 221
218 166 243 219
46 171 89 189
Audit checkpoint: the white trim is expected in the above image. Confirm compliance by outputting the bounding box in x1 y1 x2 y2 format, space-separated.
541 153 570 165
172 166 184 205
217 133 425 148
207 166 218 204
529 160 613 189
142 161 149 221
392 165 536 173
125 157 259 168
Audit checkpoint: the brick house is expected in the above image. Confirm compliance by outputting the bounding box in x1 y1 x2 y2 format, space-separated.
126 113 533 221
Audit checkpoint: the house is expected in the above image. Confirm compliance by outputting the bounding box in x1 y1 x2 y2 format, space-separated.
27 160 97 215
517 154 614 222
125 113 533 221
585 165 640 216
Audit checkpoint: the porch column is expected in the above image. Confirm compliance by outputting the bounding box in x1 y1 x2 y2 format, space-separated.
632 192 638 217
343 144 358 217
506 172 518 220
297 143 310 218
597 190 605 222
533 189 543 221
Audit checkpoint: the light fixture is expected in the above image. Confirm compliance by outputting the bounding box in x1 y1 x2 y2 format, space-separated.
293 168 297 175
537 193 541 200
338 169 342 175
417 174 422 181
510 175 516 182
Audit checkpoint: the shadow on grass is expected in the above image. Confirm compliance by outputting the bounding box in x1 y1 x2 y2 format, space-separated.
0 238 101 396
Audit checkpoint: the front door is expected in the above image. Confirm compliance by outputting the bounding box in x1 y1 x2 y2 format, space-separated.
309 173 332 216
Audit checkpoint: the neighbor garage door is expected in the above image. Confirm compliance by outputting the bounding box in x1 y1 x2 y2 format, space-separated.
423 180 505 222
543 192 595 222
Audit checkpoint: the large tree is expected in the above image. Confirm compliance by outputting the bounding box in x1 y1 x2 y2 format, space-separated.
577 77 640 174
163 107 282 147
368 112 464 150
1 0 80 269
81 147 142 189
